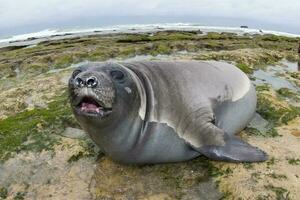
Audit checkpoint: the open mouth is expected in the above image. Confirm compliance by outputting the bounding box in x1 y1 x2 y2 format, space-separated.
75 96 112 117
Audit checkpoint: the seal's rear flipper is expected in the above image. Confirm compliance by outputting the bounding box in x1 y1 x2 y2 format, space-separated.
196 134 268 162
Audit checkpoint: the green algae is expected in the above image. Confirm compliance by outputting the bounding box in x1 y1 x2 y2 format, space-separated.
276 88 300 102
243 163 254 169
256 93 300 126
194 48 287 71
289 72 300 79
1 31 298 80
254 83 300 130
267 173 288 180
251 172 261 180
245 127 280 137
256 84 271 92
0 93 77 161
266 157 278 168
53 54 74 68
67 140 98 163
13 191 26 200
287 158 300 165
236 63 253 74
116 31 197 43
277 88 296 97
264 184 290 200
0 187 8 199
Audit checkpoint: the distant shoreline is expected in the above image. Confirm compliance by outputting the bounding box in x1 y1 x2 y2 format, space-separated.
1 23 300 49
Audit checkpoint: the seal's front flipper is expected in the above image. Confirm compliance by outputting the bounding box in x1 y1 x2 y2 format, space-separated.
179 108 267 162
196 134 268 162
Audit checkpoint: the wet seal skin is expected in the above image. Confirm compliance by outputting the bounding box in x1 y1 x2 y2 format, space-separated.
68 60 268 164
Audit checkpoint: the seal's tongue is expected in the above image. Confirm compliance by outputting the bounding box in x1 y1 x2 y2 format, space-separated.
81 102 101 113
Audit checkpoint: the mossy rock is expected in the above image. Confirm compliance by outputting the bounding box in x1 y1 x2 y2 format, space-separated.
0 187 8 199
1 30 299 81
0 93 77 161
149 43 173 55
276 88 300 100
256 93 300 126
245 127 279 137
53 54 74 68
117 34 152 43
202 32 228 40
236 63 253 74
118 46 136 57
256 84 272 92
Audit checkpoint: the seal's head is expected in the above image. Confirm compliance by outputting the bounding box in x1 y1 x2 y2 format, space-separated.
68 62 141 129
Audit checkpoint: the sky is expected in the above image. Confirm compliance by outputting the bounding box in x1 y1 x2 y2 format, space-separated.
0 0 300 37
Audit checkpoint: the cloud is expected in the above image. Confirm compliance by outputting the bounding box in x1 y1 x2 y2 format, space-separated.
0 0 299 33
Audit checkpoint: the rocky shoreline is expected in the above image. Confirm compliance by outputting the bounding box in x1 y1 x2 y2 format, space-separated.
0 31 299 200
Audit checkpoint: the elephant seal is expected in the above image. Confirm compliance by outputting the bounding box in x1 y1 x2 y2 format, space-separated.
68 60 268 164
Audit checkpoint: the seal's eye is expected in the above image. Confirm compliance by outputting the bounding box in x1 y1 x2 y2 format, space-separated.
110 70 124 80
72 69 82 78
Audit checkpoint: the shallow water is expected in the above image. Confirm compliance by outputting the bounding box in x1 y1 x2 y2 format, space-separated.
253 60 299 92
281 60 300 72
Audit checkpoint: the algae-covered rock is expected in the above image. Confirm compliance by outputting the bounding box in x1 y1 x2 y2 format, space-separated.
0 30 299 199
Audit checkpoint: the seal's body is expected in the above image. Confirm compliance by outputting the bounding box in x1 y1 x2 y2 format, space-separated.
69 61 267 164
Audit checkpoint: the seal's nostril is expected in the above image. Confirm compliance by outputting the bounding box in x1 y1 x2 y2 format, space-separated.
75 77 85 87
86 76 98 88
